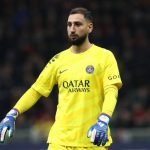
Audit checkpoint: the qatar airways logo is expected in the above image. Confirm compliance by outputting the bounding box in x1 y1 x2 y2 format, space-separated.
62 80 90 92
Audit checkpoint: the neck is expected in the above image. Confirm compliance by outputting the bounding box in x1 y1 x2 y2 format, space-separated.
71 39 92 54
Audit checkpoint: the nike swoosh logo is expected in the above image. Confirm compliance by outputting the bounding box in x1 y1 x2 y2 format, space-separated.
59 69 68 74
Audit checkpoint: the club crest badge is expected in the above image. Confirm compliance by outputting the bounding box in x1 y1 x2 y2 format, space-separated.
86 65 94 74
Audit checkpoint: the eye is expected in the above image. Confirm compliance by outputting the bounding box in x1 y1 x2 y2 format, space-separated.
67 22 72 27
75 22 82 27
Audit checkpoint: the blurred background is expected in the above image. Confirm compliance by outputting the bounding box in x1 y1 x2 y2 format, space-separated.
0 0 150 149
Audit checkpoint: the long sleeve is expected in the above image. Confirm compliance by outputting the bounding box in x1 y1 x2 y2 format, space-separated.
13 88 41 114
102 85 118 117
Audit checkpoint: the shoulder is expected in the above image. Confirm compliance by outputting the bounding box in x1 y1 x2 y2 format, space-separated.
92 44 114 58
48 48 70 64
57 48 70 57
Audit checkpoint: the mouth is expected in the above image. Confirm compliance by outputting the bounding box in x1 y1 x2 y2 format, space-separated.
70 34 78 40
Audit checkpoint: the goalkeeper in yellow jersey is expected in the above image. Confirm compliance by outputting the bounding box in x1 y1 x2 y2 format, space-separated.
0 7 122 150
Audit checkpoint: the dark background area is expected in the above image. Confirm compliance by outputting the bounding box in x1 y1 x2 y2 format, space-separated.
0 0 150 149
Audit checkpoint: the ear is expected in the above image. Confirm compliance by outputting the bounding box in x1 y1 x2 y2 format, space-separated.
88 23 93 33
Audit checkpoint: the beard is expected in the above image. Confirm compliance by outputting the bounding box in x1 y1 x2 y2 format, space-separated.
68 33 87 46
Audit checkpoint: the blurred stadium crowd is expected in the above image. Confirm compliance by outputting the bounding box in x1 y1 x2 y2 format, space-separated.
0 0 150 133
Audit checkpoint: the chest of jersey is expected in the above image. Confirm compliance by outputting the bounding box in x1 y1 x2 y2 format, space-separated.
56 54 104 93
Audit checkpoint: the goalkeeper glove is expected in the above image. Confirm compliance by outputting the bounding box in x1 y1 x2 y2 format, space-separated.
0 109 19 143
87 113 110 146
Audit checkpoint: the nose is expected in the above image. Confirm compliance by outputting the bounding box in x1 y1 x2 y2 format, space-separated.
70 25 76 33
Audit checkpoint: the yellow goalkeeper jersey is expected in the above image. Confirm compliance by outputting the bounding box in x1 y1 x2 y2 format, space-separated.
32 44 122 147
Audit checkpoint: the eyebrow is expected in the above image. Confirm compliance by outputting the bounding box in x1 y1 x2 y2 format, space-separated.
67 21 83 24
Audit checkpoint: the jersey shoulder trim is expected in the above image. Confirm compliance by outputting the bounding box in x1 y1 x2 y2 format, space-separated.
48 48 70 64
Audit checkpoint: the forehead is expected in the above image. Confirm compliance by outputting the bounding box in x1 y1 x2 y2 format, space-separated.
68 14 87 23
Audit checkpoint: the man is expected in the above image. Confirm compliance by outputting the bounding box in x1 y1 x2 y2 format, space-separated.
0 7 122 150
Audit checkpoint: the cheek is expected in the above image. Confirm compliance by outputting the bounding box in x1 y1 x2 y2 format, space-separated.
67 28 70 35
77 28 87 34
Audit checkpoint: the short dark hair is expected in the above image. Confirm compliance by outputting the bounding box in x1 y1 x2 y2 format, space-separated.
69 7 93 22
